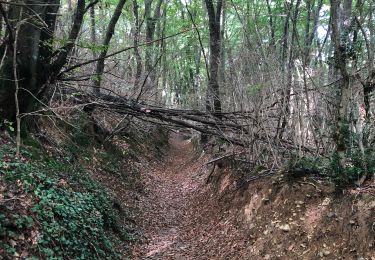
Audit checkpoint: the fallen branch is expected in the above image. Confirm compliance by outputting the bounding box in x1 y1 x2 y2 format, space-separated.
59 86 319 154
205 153 235 165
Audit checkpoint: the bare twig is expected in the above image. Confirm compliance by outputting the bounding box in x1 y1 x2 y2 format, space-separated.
13 9 22 158
205 153 234 165
58 28 196 77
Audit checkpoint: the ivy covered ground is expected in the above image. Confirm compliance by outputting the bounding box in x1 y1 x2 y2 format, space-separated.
0 129 136 259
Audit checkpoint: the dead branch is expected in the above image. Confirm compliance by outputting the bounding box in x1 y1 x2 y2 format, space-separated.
59 87 318 155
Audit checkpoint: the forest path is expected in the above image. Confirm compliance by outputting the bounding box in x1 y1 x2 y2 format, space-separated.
130 133 248 259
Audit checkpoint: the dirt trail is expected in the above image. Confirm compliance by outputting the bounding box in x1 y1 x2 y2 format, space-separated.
131 133 249 259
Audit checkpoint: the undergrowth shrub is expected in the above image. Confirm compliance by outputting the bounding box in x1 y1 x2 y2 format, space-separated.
326 147 375 187
283 147 375 188
283 155 323 173
326 126 375 187
70 126 93 147
0 141 131 259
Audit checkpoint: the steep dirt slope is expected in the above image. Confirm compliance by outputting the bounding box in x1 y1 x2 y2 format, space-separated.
93 131 374 259
209 162 375 259
128 133 375 259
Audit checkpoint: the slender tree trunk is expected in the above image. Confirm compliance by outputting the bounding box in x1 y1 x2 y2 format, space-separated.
218 0 226 88
226 44 238 111
93 0 127 95
276 0 300 140
330 0 352 162
68 0 72 11
205 0 223 114
144 0 163 97
301 0 323 152
0 3 3 38
304 0 323 65
132 0 142 92
200 0 223 143
90 6 97 59
275 0 291 139
266 0 275 49
157 3 167 102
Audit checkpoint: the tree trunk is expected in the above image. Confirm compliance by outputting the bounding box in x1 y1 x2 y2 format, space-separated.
90 6 97 59
143 0 163 97
0 0 53 121
156 3 167 102
0 0 85 123
132 0 142 92
218 0 226 88
276 0 300 140
204 0 223 114
330 0 352 161
93 0 127 95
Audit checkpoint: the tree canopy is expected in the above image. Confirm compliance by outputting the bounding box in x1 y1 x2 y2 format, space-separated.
1 0 375 183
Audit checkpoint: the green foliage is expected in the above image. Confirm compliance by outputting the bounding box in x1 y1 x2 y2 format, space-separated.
284 146 375 188
0 141 131 259
99 149 123 174
246 83 264 95
326 147 375 187
283 155 323 173
64 117 97 159
0 119 15 133
70 126 93 147
77 40 109 53
323 123 375 187
22 136 44 160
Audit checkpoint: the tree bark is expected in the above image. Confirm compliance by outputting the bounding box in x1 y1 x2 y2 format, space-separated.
93 0 127 95
90 6 97 59
218 0 226 87
330 0 351 160
265 0 276 51
132 0 142 92
276 0 300 140
143 0 164 97
0 0 85 123
204 0 223 114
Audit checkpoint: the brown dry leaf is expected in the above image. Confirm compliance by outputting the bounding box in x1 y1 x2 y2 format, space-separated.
2 162 9 169
20 251 29 258
129 134 252 259
9 239 17 247
30 230 40 245
57 178 67 187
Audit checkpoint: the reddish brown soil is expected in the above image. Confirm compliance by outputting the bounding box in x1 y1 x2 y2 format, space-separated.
128 133 375 260
210 162 375 259
96 133 375 259
130 134 251 259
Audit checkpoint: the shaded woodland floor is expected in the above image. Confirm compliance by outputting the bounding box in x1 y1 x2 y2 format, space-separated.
130 134 250 259
125 133 375 260
2 126 371 259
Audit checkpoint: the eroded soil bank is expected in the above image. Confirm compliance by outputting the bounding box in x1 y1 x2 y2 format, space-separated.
104 132 375 259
